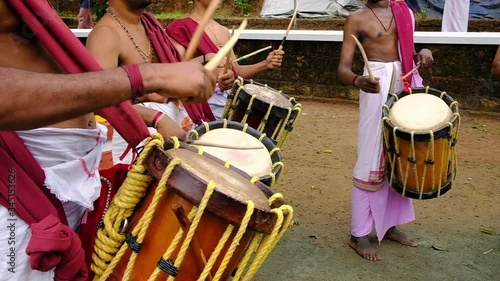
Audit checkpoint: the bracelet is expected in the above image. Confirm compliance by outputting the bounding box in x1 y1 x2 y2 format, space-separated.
352 74 359 86
202 54 207 65
122 64 145 100
152 112 165 129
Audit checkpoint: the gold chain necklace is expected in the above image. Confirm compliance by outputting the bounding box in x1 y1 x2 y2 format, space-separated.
107 8 152 63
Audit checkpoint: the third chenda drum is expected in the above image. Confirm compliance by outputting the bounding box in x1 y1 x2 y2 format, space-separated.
222 77 301 149
188 120 284 187
382 87 460 200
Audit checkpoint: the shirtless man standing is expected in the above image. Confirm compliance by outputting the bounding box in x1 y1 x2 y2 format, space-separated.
0 0 214 279
337 0 433 261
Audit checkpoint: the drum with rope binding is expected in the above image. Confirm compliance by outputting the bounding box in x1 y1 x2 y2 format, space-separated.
382 86 460 200
188 120 283 187
222 77 301 148
89 135 293 281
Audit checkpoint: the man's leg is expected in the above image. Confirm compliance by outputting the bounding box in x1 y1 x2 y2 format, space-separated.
349 186 382 261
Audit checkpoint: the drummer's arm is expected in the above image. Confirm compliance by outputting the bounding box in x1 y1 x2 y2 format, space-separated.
133 105 187 141
232 49 284 79
491 46 500 80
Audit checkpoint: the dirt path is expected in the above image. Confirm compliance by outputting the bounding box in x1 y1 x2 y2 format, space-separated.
254 99 500 281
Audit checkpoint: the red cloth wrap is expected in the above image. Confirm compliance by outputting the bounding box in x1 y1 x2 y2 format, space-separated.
390 0 416 83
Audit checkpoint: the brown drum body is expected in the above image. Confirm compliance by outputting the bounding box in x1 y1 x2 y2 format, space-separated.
103 141 287 281
382 87 460 200
223 77 301 148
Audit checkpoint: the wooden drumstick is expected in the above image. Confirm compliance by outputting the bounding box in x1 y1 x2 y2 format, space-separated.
350 34 375 82
204 19 248 72
278 0 299 51
172 203 213 281
401 62 421 80
232 45 273 63
187 139 264 150
184 0 221 61
223 28 235 74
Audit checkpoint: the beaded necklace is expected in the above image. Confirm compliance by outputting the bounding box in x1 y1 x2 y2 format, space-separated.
107 7 152 63
365 4 394 38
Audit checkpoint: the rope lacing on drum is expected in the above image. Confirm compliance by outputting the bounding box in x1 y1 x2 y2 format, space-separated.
91 133 165 280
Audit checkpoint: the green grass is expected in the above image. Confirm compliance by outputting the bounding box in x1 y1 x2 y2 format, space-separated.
155 12 186 19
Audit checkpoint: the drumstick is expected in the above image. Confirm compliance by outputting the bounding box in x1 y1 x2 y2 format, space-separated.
401 62 421 80
184 0 221 61
188 139 264 150
232 45 273 63
278 0 299 51
204 19 248 72
172 204 213 281
350 34 375 81
223 28 235 74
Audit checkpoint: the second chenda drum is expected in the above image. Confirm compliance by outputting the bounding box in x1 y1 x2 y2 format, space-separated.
382 87 460 200
188 120 284 187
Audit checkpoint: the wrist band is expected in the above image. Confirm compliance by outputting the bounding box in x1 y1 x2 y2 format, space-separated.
352 74 359 86
122 64 145 100
152 112 165 129
202 54 207 65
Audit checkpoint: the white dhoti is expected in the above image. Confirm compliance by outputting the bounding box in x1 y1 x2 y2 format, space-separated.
351 61 416 241
442 0 470 32
0 124 106 280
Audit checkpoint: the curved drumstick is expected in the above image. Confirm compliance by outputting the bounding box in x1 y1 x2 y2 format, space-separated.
188 139 263 150
350 34 375 81
278 0 298 51
232 45 273 63
184 0 221 61
204 19 248 72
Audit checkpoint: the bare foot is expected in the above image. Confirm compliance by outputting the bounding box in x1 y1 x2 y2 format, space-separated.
384 226 418 247
348 235 382 261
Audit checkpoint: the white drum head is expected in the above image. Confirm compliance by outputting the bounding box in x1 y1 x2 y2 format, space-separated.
195 128 272 178
389 94 453 133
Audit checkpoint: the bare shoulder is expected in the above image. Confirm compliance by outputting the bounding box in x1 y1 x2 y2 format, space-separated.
87 18 120 47
345 8 368 24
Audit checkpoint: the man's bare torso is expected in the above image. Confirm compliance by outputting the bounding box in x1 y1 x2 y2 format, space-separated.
350 5 400 63
0 0 94 129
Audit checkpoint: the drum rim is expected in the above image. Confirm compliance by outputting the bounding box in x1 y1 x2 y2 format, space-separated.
382 87 460 142
190 120 284 187
145 143 285 234
229 77 299 120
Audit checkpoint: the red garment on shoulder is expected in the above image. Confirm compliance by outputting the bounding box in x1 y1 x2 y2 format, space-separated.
0 1 150 280
391 0 415 83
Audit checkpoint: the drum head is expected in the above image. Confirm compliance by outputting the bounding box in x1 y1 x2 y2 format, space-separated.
166 148 271 212
243 84 292 109
388 93 453 133
195 128 273 178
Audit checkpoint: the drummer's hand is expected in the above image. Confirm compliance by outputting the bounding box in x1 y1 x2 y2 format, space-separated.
142 61 216 103
416 49 434 68
355 75 381 93
266 49 285 69
155 115 187 142
218 69 235 91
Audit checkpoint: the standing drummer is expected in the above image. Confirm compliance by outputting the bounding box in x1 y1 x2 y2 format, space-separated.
337 0 434 261
166 0 285 119
491 46 500 80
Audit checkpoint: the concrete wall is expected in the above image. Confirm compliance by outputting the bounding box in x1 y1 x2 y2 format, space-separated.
230 39 500 112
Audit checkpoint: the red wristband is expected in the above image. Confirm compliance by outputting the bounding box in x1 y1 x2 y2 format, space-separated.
122 64 145 100
152 112 165 129
352 74 359 86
